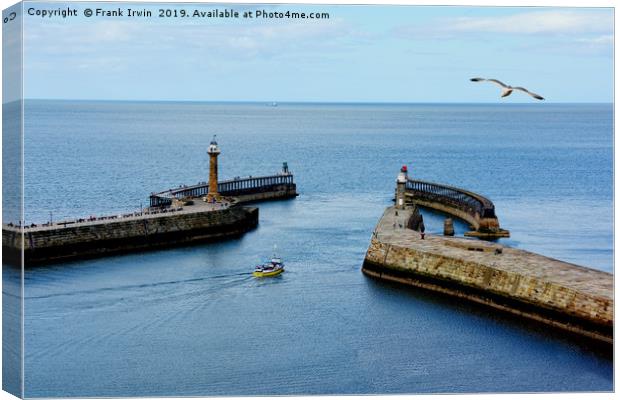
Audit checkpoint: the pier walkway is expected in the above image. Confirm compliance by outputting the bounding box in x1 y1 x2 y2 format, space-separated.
4 201 229 233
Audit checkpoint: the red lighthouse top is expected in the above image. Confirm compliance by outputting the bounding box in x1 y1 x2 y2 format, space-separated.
401 165 408 173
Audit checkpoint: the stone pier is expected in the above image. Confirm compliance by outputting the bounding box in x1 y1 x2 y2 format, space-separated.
363 206 613 345
4 203 259 265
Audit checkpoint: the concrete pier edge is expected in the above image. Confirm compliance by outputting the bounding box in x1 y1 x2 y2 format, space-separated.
362 262 612 345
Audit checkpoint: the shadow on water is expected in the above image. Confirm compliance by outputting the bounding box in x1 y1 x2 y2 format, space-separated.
363 275 613 361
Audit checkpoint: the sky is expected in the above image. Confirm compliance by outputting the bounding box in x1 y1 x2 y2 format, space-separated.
5 2 615 102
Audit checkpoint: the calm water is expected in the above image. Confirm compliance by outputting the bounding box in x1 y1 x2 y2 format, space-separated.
15 101 613 396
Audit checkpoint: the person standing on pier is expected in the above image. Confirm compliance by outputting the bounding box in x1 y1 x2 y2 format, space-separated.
420 216 426 239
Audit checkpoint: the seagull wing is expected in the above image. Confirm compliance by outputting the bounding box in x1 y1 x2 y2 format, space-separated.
513 86 545 100
486 79 510 88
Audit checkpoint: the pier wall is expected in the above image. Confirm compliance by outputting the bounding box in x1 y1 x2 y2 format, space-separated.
363 207 613 344
3 207 258 265
231 183 297 203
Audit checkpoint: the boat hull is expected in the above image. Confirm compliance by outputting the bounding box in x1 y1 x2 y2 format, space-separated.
253 268 284 278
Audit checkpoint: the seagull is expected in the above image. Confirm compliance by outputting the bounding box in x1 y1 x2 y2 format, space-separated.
470 77 544 100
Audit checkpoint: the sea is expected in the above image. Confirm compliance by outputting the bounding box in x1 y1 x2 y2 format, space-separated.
6 100 615 396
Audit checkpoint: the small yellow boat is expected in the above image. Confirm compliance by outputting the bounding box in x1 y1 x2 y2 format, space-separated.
253 250 285 278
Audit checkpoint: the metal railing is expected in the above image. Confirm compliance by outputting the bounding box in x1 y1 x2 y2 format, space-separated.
405 179 496 219
150 174 295 208
7 206 188 231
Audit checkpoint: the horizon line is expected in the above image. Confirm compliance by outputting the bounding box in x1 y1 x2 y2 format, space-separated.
9 98 614 105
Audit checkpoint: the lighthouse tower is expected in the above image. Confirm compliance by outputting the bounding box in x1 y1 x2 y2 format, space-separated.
206 136 221 202
396 165 408 209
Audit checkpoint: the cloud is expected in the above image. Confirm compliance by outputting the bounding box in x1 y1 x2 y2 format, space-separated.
445 10 612 35
517 34 614 57
576 34 614 45
23 14 369 73
393 10 613 57
394 10 613 38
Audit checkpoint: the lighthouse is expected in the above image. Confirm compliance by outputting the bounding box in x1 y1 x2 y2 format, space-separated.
396 165 408 209
206 135 221 202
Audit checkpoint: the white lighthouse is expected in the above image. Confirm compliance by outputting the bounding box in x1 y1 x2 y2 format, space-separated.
396 165 408 209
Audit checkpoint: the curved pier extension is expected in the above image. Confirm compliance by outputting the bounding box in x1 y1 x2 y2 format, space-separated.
404 179 509 238
363 206 613 345
150 173 297 208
